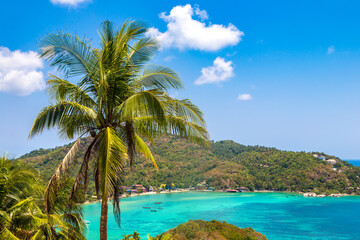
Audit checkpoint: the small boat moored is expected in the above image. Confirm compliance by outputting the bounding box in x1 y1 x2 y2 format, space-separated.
226 189 237 193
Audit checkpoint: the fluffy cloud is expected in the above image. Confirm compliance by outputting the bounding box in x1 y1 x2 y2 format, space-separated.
327 46 335 55
237 94 253 101
50 0 89 7
147 4 244 51
0 47 45 96
195 57 234 85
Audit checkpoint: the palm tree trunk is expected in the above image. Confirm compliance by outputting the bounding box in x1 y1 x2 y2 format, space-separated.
100 193 108 240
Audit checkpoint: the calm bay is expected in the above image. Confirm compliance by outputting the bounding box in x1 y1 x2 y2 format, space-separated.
83 192 360 240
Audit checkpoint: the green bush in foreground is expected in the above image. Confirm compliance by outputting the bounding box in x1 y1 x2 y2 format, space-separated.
122 220 267 240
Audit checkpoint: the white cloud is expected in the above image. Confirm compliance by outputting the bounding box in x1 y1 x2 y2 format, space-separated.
50 0 89 7
194 4 208 21
147 4 244 51
0 47 45 96
327 46 335 55
237 93 253 101
195 57 234 85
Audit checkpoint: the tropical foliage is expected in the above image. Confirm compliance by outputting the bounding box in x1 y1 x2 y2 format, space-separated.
28 20 208 239
19 137 360 197
121 220 267 240
0 156 86 239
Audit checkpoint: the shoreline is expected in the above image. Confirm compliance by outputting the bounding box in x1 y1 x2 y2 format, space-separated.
83 189 190 205
82 189 356 205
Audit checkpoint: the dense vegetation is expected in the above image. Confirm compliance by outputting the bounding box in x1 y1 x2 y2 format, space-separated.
0 156 86 239
18 137 360 196
120 220 266 240
152 220 267 240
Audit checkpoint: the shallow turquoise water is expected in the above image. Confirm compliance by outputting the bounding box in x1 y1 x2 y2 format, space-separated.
83 192 360 240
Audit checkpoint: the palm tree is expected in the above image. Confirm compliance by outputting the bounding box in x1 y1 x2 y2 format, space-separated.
0 156 86 239
29 20 209 240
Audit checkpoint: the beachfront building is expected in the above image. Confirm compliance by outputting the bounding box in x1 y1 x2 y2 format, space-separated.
195 180 208 190
121 186 132 194
131 184 148 193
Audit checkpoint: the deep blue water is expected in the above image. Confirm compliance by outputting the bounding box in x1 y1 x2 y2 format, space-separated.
83 192 360 240
345 159 360 167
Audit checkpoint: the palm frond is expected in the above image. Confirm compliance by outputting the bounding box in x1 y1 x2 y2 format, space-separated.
47 75 96 107
134 64 183 91
67 137 98 207
39 31 97 77
134 116 209 146
127 37 159 67
163 97 206 127
134 134 158 169
97 127 127 226
28 101 97 139
44 139 81 214
115 90 166 122
0 227 20 240
97 127 127 196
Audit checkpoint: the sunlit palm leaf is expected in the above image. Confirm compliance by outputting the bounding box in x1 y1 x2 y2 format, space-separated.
28 101 97 139
134 134 158 169
116 90 166 122
39 32 97 77
135 64 183 91
47 75 96 108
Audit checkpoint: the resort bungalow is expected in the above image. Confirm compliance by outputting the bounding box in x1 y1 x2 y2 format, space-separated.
326 159 337 164
149 186 155 192
132 184 143 189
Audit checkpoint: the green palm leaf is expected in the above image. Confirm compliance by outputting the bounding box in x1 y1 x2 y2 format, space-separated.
135 64 183 91
30 19 209 240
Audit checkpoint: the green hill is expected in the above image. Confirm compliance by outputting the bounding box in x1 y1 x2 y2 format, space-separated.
153 220 267 240
17 137 360 196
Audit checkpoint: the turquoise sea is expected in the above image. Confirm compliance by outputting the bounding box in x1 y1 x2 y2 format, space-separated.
83 192 360 240
345 159 360 167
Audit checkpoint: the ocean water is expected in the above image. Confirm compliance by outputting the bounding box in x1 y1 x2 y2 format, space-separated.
83 192 360 240
345 159 360 167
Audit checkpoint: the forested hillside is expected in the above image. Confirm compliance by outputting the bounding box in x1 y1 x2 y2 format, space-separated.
18 137 360 196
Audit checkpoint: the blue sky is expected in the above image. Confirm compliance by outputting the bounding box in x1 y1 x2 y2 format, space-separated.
1 0 360 159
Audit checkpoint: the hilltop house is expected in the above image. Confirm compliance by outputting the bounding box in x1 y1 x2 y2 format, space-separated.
326 159 337 164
